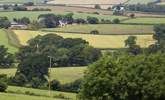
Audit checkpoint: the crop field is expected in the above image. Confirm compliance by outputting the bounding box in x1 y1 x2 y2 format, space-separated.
0 29 18 53
42 24 154 34
13 30 155 49
126 0 158 4
123 17 165 24
0 11 127 21
0 67 86 84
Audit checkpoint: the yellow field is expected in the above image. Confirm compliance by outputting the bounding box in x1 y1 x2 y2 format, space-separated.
13 30 155 49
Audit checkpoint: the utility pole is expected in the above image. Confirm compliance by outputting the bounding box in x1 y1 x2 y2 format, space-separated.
48 56 52 97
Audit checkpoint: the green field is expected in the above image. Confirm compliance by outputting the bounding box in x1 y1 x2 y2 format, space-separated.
0 67 86 84
0 11 127 21
126 0 158 4
0 85 76 100
42 24 154 34
123 17 165 24
13 30 155 49
0 29 18 53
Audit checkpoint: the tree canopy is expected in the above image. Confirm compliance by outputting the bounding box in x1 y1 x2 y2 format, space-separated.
79 53 165 100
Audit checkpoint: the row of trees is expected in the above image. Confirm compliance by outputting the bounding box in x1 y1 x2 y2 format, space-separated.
11 34 101 88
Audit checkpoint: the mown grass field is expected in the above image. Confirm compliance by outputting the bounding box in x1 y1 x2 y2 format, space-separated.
0 29 18 53
13 30 155 49
123 17 165 24
0 85 77 100
0 93 63 100
42 24 154 34
0 67 86 84
0 11 127 21
6 86 77 99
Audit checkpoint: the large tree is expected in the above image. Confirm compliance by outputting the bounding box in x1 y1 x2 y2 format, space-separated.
15 34 101 87
0 45 14 68
79 53 165 100
148 24 165 53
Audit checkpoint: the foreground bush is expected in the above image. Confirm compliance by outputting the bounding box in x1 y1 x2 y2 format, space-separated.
79 53 165 100
0 74 8 92
0 82 7 92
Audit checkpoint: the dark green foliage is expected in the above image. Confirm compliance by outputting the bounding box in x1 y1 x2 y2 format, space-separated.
94 4 101 9
0 81 7 92
13 17 30 25
0 74 8 92
147 24 165 53
0 17 10 28
10 73 27 86
24 2 34 6
112 18 120 24
87 16 99 24
38 13 74 28
15 34 101 87
0 45 14 68
13 6 27 11
90 30 99 35
50 80 61 91
79 53 165 100
125 36 142 55
61 79 82 93
74 18 87 24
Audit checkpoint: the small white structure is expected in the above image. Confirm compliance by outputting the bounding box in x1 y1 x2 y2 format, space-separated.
112 6 125 15
59 20 68 27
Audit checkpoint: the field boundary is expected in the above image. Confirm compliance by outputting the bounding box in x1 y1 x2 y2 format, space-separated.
4 29 22 48
41 29 153 35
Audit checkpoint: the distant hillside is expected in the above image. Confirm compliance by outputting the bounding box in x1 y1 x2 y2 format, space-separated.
47 0 127 9
126 0 159 4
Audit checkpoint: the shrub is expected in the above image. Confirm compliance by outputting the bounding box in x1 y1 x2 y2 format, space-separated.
112 18 120 24
50 80 61 91
94 4 101 9
0 81 7 92
61 79 82 93
90 30 99 35
74 18 87 24
87 16 99 24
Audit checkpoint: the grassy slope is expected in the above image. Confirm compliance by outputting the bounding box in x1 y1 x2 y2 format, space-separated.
42 24 154 34
0 11 127 21
123 17 165 24
0 67 86 84
0 93 63 100
13 30 155 49
0 29 18 53
6 86 76 99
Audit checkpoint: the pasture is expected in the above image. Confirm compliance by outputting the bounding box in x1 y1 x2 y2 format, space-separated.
6 86 77 99
126 0 158 4
42 24 154 34
0 11 127 21
0 67 86 84
0 29 18 53
123 17 165 25
47 0 127 9
13 30 155 49
0 93 62 100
